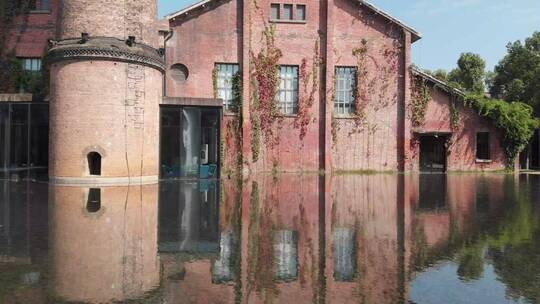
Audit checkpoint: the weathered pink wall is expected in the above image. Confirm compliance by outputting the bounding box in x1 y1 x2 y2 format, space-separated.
329 0 405 172
166 0 507 173
410 86 507 171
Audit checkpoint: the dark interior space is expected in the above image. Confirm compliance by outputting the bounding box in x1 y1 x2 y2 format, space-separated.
87 152 102 176
0 103 49 180
160 106 220 179
419 135 448 172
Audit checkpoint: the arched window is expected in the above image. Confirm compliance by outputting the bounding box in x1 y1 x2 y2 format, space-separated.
87 152 102 176
171 63 189 82
86 188 101 213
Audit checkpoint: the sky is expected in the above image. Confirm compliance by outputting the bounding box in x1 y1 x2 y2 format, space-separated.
158 0 540 72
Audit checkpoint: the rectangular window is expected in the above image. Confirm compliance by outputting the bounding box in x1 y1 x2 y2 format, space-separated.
283 4 293 20
39 0 50 10
215 63 240 112
29 0 50 11
334 67 356 115
271 4 280 20
476 132 490 160
296 5 306 21
279 65 299 115
21 58 42 72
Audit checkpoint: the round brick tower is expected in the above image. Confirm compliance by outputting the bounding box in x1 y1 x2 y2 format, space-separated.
47 0 163 185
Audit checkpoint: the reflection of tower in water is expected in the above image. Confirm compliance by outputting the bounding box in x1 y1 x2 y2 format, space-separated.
49 185 159 303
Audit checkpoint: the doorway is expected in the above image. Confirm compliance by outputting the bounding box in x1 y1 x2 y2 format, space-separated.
160 106 221 179
419 135 448 172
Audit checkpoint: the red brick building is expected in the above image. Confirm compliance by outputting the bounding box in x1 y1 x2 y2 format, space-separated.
0 0 511 179
0 0 56 179
163 0 509 173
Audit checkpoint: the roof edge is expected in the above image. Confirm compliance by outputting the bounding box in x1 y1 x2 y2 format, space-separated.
165 0 423 42
165 0 212 20
358 0 422 42
411 66 465 97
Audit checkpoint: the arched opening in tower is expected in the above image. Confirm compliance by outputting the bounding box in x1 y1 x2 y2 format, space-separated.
87 152 102 176
86 188 101 213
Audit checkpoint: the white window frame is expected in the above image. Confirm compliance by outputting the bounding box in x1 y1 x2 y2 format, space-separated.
278 65 299 115
215 63 240 112
334 67 356 115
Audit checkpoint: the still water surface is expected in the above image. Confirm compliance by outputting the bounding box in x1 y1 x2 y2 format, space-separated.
1 174 539 303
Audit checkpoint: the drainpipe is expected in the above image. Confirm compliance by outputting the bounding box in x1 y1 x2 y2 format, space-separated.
162 29 173 97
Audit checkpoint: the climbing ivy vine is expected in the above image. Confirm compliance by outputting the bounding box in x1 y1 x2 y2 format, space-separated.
250 24 283 161
410 76 432 127
464 94 539 167
450 95 461 131
352 39 369 125
294 39 321 141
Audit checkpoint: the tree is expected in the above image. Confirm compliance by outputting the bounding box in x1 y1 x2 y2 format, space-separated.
448 52 486 94
490 32 540 115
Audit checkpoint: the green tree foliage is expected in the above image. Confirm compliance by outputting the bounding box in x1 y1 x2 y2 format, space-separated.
448 52 486 94
490 32 540 115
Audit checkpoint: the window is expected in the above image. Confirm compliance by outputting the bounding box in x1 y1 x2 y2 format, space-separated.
171 63 189 82
29 0 50 11
278 66 299 115
334 67 356 114
39 0 50 11
21 58 42 72
476 132 490 160
87 152 102 175
283 4 293 20
271 3 280 20
296 5 306 21
215 63 240 112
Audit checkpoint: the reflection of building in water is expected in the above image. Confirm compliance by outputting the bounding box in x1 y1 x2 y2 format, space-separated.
49 185 160 303
0 181 48 303
158 180 220 253
274 230 298 281
0 181 48 259
212 231 239 283
327 174 401 304
158 179 238 303
332 228 356 282
2 174 531 303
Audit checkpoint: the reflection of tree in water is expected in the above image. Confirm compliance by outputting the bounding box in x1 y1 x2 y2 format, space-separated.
412 176 540 303
486 189 540 303
457 244 484 282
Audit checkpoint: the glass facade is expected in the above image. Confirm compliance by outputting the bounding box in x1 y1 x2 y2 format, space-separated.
0 103 49 180
160 106 221 179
